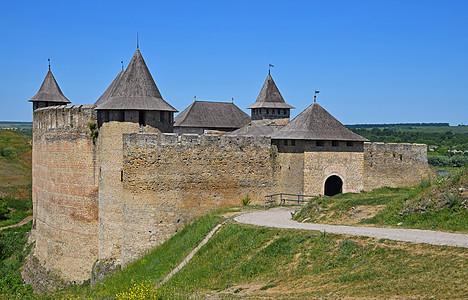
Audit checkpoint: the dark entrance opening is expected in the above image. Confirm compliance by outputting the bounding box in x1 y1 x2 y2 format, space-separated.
324 175 343 196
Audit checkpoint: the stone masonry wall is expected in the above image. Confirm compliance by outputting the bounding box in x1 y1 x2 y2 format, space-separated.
302 141 365 195
97 122 161 263
118 133 277 262
364 142 434 190
31 105 99 282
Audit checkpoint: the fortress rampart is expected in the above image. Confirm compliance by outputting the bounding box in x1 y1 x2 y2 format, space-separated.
30 107 434 283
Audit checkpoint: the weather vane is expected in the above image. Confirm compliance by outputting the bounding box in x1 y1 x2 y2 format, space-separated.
269 63 274 74
48 58 51 70
314 90 320 102
121 60 124 71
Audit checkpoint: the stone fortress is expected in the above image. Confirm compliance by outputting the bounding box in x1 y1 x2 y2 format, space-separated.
26 47 433 283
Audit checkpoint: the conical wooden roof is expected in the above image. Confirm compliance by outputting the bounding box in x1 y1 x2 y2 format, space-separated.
28 70 71 103
96 49 177 112
94 69 124 106
247 73 294 109
272 102 368 141
174 101 250 129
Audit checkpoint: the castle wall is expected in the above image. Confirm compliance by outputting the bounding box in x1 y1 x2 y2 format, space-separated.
32 105 99 282
117 133 278 262
363 142 433 190
97 122 162 262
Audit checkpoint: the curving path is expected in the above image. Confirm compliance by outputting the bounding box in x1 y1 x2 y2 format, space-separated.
0 216 33 231
234 207 468 248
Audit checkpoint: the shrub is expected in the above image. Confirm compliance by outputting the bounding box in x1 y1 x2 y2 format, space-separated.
0 198 8 220
241 195 251 206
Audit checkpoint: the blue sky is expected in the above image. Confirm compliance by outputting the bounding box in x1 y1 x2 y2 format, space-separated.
1 0 467 124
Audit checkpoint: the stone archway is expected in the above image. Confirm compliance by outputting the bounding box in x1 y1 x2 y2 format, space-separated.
324 175 343 196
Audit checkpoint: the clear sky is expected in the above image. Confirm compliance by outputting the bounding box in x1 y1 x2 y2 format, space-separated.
1 0 467 124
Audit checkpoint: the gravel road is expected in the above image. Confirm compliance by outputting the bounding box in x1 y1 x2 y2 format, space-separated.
234 207 468 248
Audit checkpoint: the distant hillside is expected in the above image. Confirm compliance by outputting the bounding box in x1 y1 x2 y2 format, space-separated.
0 130 32 200
347 122 450 128
0 122 32 136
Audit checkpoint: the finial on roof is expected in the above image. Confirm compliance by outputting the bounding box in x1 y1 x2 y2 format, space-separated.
137 32 139 49
194 95 196 102
121 60 124 71
269 63 274 74
232 97 234 103
48 58 51 71
314 90 320 103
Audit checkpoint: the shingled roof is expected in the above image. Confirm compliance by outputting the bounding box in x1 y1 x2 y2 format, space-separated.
96 49 177 112
94 70 124 107
272 102 368 141
28 70 71 103
247 73 295 109
227 122 284 137
174 101 250 129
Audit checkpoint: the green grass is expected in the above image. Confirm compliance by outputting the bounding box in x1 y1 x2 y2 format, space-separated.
0 222 34 299
9 209 468 299
155 224 467 299
0 197 33 227
55 214 220 299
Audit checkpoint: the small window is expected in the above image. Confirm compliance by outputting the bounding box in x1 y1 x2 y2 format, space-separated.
284 140 288 146
332 141 339 147
160 111 165 123
316 140 324 147
139 111 145 126
346 141 353 147
291 139 296 146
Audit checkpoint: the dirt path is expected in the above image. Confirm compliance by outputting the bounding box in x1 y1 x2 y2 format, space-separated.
234 207 468 248
0 216 33 231
158 222 225 287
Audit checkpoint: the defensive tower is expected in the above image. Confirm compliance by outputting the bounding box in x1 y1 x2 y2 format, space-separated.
94 48 177 132
29 66 71 111
247 72 295 122
272 102 369 196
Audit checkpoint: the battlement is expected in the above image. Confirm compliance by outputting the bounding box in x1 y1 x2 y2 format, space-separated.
123 132 272 149
33 105 97 133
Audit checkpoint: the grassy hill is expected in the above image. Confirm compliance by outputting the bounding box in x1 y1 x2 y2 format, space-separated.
0 130 32 227
45 210 466 299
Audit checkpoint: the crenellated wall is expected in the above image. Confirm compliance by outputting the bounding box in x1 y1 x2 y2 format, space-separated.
364 142 434 190
31 105 99 282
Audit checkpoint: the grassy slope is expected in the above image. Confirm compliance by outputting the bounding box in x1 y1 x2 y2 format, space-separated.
0 222 34 299
0 130 32 227
294 167 468 232
51 213 468 299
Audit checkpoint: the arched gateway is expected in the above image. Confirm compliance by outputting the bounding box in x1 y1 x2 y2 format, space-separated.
324 175 343 196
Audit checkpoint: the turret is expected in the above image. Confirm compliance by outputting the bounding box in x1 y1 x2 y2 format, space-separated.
28 65 71 111
94 48 178 132
247 72 294 122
